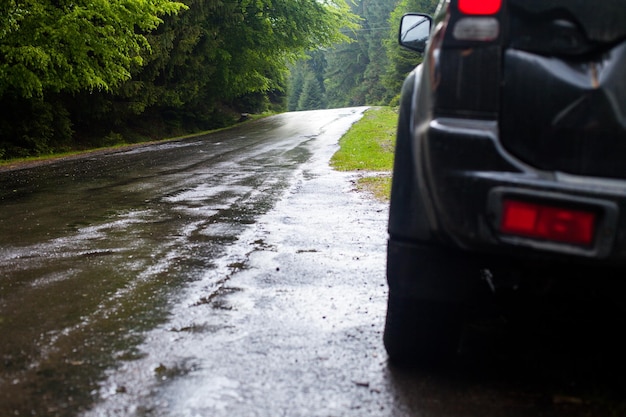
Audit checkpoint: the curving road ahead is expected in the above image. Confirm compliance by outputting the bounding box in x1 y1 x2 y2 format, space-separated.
1 108 624 417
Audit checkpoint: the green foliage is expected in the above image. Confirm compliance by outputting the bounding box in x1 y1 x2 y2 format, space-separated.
0 0 360 159
287 61 307 111
289 0 439 109
323 0 399 108
324 38 368 107
0 0 187 98
297 73 327 111
288 50 328 111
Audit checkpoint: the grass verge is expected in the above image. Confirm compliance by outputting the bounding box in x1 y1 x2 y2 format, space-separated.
330 106 397 201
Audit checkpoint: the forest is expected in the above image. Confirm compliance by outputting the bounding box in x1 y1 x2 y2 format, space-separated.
0 0 437 159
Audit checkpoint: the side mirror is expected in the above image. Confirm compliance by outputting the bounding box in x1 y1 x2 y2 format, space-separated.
399 13 432 53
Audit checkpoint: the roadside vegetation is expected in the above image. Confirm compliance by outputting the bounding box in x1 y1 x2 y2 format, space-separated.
0 0 437 161
331 106 397 201
0 0 358 159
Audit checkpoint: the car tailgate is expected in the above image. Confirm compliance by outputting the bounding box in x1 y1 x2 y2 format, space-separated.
499 0 626 179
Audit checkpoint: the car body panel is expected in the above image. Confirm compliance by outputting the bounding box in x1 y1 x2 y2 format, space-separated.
500 42 626 179
390 0 626 264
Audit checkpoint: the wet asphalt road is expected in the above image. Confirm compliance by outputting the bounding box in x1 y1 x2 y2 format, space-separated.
1 107 625 417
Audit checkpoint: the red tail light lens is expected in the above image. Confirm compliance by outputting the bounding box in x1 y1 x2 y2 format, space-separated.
500 200 596 246
458 0 502 15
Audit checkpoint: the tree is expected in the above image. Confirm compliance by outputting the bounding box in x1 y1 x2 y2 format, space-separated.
127 0 358 126
324 37 369 107
82 0 358 127
324 0 398 107
0 0 360 158
297 73 327 111
298 0 438 109
324 0 371 108
288 60 307 111
0 0 187 98
288 49 328 111
358 0 398 105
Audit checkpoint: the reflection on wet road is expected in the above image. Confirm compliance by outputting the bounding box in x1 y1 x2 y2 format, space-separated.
0 108 368 415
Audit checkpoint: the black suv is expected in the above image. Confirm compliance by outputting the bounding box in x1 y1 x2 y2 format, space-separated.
385 0 626 365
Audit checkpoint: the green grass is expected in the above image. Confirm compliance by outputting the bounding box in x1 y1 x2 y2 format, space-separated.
331 106 397 201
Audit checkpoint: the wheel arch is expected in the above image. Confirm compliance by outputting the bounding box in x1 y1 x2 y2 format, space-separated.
388 65 435 243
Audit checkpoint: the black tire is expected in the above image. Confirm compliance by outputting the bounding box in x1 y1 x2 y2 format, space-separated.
384 295 463 367
384 241 491 367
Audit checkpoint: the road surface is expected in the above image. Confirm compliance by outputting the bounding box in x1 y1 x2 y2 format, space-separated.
1 108 624 417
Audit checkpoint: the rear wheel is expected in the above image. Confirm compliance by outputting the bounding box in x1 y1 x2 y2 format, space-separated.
384 296 463 367
384 241 491 367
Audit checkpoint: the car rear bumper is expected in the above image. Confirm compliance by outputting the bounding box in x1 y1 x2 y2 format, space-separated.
417 117 626 263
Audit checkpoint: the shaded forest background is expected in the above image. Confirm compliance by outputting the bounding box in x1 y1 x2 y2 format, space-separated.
0 0 437 159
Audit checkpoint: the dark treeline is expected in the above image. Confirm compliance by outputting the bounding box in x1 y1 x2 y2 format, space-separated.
0 0 358 159
288 0 438 111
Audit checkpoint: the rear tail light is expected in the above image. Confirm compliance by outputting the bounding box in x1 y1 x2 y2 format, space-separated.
454 0 501 41
458 0 502 15
500 200 596 246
